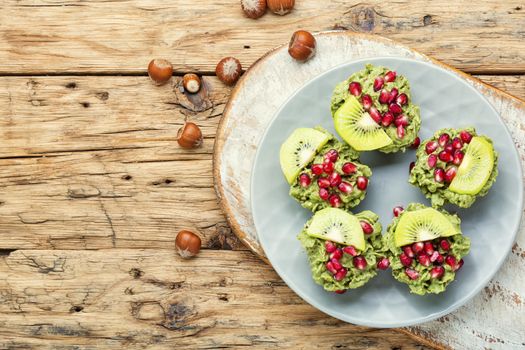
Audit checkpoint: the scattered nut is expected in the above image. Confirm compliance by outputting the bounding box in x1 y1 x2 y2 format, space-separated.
177 121 203 149
241 0 266 19
216 57 242 86
148 59 173 85
288 30 316 62
267 0 295 15
183 73 201 94
175 230 201 259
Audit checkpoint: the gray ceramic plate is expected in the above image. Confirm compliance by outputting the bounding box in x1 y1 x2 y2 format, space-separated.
251 57 523 328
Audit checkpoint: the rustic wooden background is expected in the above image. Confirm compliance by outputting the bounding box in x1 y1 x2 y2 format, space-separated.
0 1 523 348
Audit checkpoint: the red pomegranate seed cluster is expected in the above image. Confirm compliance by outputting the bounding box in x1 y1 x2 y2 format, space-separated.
347 70 412 140
400 238 464 281
425 130 472 185
324 239 371 282
299 149 368 208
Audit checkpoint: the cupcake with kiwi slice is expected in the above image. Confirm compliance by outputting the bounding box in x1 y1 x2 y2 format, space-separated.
279 127 372 212
383 203 470 295
298 207 389 294
330 64 421 153
409 127 498 208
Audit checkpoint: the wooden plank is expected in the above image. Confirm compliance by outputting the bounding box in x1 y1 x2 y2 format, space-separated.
0 74 522 251
0 0 524 74
0 249 430 349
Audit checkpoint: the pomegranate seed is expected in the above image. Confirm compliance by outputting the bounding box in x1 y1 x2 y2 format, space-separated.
444 143 454 154
326 261 338 274
334 268 347 281
434 254 444 265
445 255 457 270
349 82 362 96
438 151 453 163
440 239 451 251
342 162 357 174
360 220 373 234
412 137 421 149
409 161 415 172
369 107 382 124
396 125 405 139
427 154 437 168
393 206 404 217
325 241 337 253
338 181 353 194
394 114 409 127
396 93 408 106
330 248 343 260
331 258 343 270
323 161 334 174
418 254 431 267
356 176 368 190
399 253 413 267
460 130 473 143
429 250 441 263
318 177 330 188
403 246 415 258
452 137 463 149
334 289 346 294
343 246 358 256
379 89 391 104
412 242 424 254
361 94 373 110
425 140 439 154
311 164 323 176
445 166 458 183
329 194 342 208
353 256 367 270
329 172 342 187
430 266 445 279
438 133 450 147
382 112 394 127
373 76 384 91
424 242 434 255
434 168 445 183
384 70 397 82
453 150 464 165
389 88 399 103
405 268 419 280
457 259 464 270
325 149 339 162
299 173 311 187
389 103 403 116
319 188 330 200
377 257 390 270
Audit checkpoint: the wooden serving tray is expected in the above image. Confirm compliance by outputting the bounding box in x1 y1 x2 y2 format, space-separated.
213 32 525 350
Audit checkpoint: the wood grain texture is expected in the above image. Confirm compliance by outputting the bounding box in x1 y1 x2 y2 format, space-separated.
0 249 431 349
0 0 524 74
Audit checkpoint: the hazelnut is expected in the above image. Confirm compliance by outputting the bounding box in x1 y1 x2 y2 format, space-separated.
240 0 266 19
182 73 201 94
177 121 203 149
267 0 294 15
175 230 201 259
288 30 316 62
147 59 173 85
216 57 242 86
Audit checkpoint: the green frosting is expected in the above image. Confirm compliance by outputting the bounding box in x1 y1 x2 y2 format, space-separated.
297 210 384 292
383 203 471 295
289 127 372 212
330 64 421 153
409 127 499 208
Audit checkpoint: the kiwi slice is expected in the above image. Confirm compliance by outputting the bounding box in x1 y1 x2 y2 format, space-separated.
449 136 495 195
394 208 458 247
279 128 330 184
306 208 366 250
333 96 392 151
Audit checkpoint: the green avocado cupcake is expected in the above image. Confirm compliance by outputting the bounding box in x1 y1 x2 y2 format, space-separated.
383 203 470 295
409 127 498 208
280 127 372 212
330 64 421 153
298 208 389 294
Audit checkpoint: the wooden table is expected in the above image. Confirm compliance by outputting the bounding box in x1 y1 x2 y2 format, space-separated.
0 1 523 348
